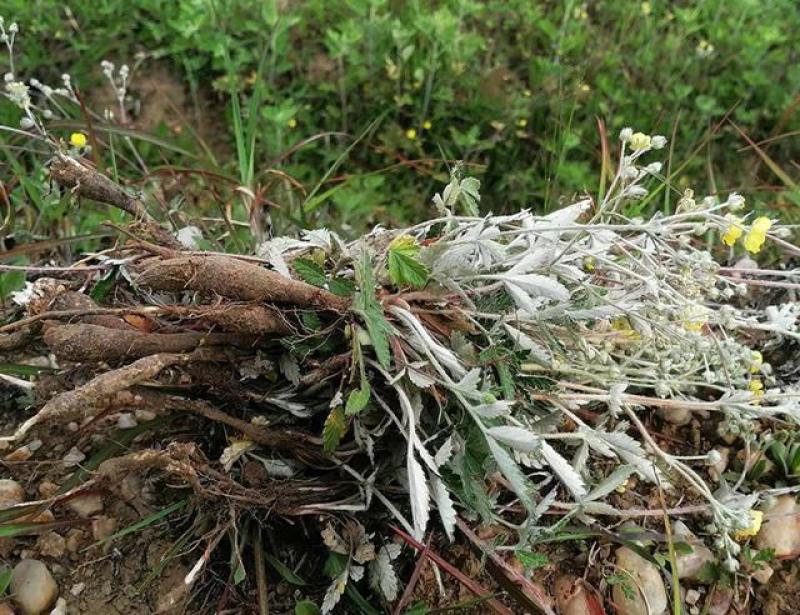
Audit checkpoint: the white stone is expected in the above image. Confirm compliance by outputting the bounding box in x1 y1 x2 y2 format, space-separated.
613 546 668 615
10 559 58 615
673 522 715 581
0 479 25 509
65 494 103 518
756 495 800 558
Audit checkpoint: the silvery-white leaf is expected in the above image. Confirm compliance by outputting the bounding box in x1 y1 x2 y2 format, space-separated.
578 426 616 458
502 274 570 301
542 199 591 227
302 228 333 249
369 544 400 602
485 435 532 510
248 454 297 478
487 426 541 453
505 281 543 313
503 323 552 362
263 396 312 418
506 249 552 275
219 440 255 472
608 383 627 417
279 353 300 386
551 263 586 282
391 307 466 379
586 465 635 501
349 565 364 582
407 363 436 389
600 431 665 484
540 441 587 500
408 452 430 540
533 487 559 520
572 440 589 473
434 436 454 468
174 225 203 249
566 306 628 320
450 368 483 400
321 571 348 614
430 476 457 541
475 400 515 418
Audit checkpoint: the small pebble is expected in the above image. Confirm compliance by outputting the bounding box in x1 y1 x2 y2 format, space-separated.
0 480 25 509
672 521 715 581
134 409 156 422
69 583 85 597
37 482 58 499
26 441 42 453
91 516 117 542
64 530 86 554
66 494 103 518
34 533 65 559
685 588 701 605
61 448 85 467
5 447 33 462
0 602 15 615
116 413 137 429
752 564 773 584
10 559 58 615
48 598 66 615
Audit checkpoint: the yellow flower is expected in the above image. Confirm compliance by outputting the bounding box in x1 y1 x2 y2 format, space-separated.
721 215 744 246
629 132 651 151
583 255 596 272
743 216 772 254
681 305 708 333
523 89 532 98
422 120 432 130
405 128 417 140
517 118 528 128
612 317 641 340
287 118 297 128
69 132 87 148
733 510 763 540
579 83 591 93
750 350 763 374
749 378 764 398
641 1 652 16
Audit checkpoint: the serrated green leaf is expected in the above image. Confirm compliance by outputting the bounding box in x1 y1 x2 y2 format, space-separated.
323 406 346 453
388 235 429 288
294 258 328 287
355 249 392 369
345 383 371 416
388 251 429 288
328 277 356 297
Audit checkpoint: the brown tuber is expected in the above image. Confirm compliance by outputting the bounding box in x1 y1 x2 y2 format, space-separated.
135 255 350 311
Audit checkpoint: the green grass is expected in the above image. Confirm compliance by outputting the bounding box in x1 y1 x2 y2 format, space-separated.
1 0 798 249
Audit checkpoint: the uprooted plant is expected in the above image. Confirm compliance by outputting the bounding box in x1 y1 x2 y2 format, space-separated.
2 23 800 614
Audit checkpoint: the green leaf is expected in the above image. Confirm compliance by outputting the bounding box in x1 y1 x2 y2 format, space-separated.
403 602 429 615
516 550 550 570
328 277 356 297
388 236 429 288
294 258 355 297
323 406 346 453
345 382 371 416
89 268 118 302
459 177 481 215
0 568 11 595
355 250 392 369
295 601 321 615
264 552 307 586
0 363 55 377
294 258 328 287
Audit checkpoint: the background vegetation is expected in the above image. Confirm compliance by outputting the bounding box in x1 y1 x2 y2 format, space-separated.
1 0 799 269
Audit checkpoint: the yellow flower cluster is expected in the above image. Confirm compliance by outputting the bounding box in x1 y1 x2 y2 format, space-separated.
733 510 763 540
721 215 772 254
